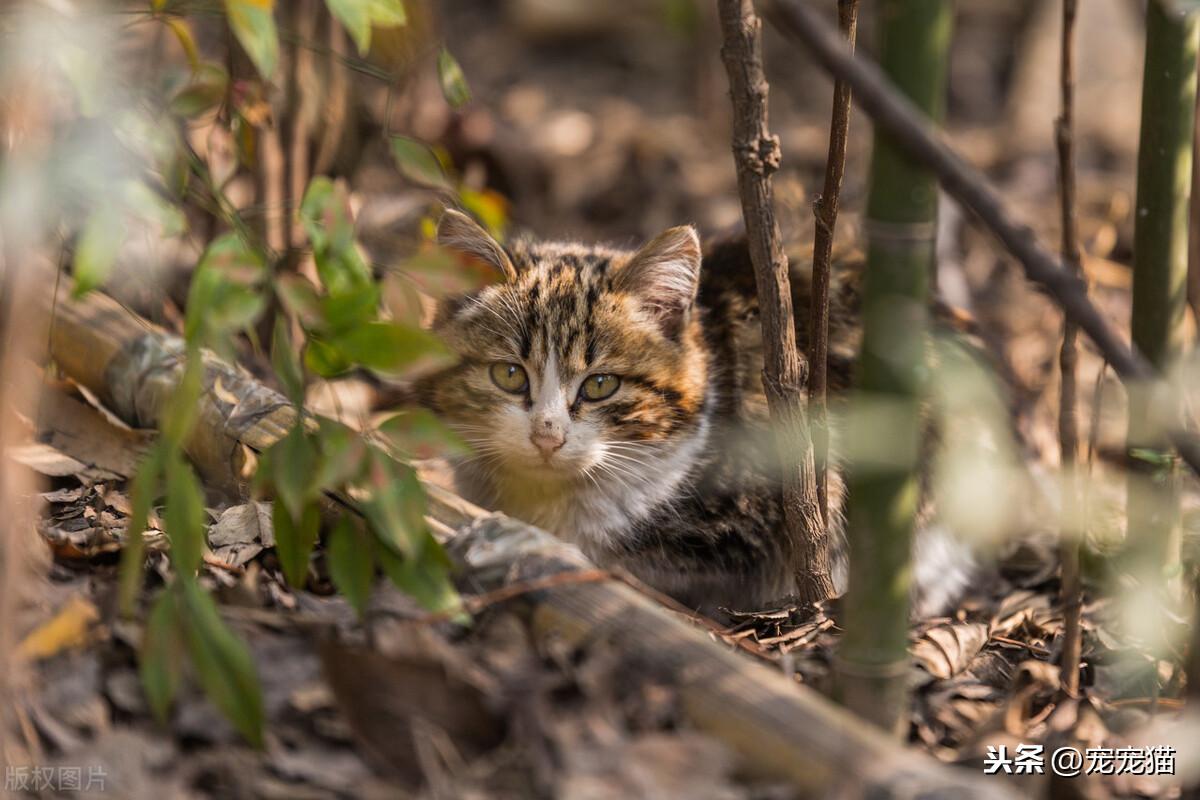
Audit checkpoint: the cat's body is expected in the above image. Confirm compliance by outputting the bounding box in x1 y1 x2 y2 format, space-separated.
419 211 975 617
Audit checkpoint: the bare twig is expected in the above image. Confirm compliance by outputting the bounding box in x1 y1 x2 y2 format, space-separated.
717 0 835 604
765 0 1200 479
809 0 858 526
1055 0 1084 699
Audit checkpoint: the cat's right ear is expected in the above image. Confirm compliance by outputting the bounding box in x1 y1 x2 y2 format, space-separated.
436 209 517 283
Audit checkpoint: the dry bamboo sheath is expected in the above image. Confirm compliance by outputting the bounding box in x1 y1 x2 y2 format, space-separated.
38 285 1016 797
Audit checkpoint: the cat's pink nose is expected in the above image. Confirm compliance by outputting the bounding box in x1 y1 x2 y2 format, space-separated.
530 431 565 457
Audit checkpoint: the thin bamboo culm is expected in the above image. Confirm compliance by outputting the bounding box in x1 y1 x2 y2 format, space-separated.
1126 2 1198 588
835 0 952 735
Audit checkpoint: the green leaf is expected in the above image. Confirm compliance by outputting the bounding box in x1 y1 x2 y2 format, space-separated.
161 356 204 447
177 579 264 747
275 274 325 328
170 62 229 118
72 206 125 298
325 0 372 54
299 177 355 258
357 452 425 557
212 287 265 339
1129 447 1174 468
273 500 320 589
327 517 374 617
299 178 372 296
436 47 471 109
389 136 453 192
304 335 352 378
186 234 267 348
196 232 268 286
326 321 454 375
367 0 407 26
119 447 164 617
313 248 374 302
377 530 462 617
320 282 381 334
321 0 408 57
121 180 188 237
187 246 235 312
314 418 370 490
164 17 201 70
140 589 185 724
377 408 469 460
224 0 279 79
270 424 318 520
271 315 305 404
164 453 206 576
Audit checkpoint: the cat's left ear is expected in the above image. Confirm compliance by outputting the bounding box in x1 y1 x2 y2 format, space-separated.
616 225 701 338
437 209 518 283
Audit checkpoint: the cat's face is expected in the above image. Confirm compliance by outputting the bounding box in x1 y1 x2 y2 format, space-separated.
419 211 710 484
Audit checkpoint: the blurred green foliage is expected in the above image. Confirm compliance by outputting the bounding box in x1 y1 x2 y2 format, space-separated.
53 0 494 746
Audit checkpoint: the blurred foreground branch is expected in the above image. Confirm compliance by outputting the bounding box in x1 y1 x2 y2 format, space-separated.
717 0 835 604
765 0 1200 479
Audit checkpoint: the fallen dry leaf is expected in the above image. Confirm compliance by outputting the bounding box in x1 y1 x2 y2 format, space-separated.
913 622 991 680
208 502 274 567
17 596 100 661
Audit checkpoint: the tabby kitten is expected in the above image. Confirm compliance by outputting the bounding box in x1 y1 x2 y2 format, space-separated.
418 210 974 617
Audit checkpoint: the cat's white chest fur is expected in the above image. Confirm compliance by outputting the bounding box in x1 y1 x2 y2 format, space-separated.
453 413 712 557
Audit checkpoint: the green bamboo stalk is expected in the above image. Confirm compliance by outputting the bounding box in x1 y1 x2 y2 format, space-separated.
835 0 951 735
1127 1 1198 585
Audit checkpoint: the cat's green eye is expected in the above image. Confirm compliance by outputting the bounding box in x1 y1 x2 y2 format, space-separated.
489 362 529 394
580 373 621 401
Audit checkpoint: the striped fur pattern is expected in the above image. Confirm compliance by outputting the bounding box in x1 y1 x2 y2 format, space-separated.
418 211 975 617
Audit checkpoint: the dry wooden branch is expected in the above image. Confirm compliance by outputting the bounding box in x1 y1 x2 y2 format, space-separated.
765 0 1200 479
1055 0 1084 699
717 0 835 604
809 0 858 526
39 285 1017 798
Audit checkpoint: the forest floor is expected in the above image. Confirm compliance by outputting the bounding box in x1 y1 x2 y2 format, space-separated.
6 0 1199 798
